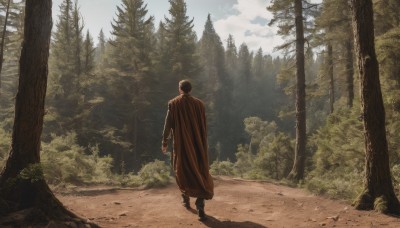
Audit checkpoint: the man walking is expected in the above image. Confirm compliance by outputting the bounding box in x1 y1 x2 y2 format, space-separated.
162 80 214 221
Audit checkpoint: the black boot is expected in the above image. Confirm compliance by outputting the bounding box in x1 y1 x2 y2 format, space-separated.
182 194 190 209
195 198 206 221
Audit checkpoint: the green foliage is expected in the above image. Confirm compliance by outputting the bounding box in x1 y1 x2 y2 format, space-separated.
309 108 364 173
376 27 400 118
305 171 363 200
47 0 84 118
374 196 388 213
242 117 294 180
373 0 400 36
158 0 199 83
1 128 171 188
120 160 171 188
118 173 142 187
391 165 400 191
41 132 113 185
0 128 11 168
267 0 318 52
210 159 235 176
19 163 44 183
254 132 294 180
306 74 400 201
234 144 254 178
305 108 365 199
138 160 171 188
0 0 24 130
197 14 231 160
35 0 299 177
89 0 158 170
211 117 294 181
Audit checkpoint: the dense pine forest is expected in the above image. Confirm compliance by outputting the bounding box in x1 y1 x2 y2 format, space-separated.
1 0 400 216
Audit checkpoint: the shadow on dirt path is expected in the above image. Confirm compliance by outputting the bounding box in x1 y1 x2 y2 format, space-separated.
201 215 266 228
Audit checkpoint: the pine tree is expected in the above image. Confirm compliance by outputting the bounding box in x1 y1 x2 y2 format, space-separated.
251 48 281 126
268 0 318 180
229 43 253 153
159 0 200 99
94 29 106 65
72 1 83 77
222 34 238 158
97 0 156 170
314 0 354 109
77 29 96 144
287 0 307 180
198 14 230 160
47 0 85 135
0 1 94 225
237 43 252 100
351 0 400 214
82 30 95 75
225 34 238 77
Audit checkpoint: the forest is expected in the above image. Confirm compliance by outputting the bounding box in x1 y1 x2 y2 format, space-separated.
0 0 400 226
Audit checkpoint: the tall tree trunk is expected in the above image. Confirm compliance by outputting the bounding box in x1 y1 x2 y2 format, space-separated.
345 40 354 108
0 0 12 95
351 0 400 215
0 0 97 225
328 43 334 114
287 0 306 181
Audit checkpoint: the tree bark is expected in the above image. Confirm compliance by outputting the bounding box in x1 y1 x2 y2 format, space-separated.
0 0 98 225
287 0 306 181
345 40 354 108
351 0 400 214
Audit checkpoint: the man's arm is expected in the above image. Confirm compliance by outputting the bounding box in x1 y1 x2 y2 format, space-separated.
161 109 172 153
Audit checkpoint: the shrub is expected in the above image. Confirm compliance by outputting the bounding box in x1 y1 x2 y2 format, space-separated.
0 128 11 168
138 159 171 188
41 132 113 185
234 144 254 178
254 132 294 180
306 108 365 200
210 159 235 176
305 171 363 200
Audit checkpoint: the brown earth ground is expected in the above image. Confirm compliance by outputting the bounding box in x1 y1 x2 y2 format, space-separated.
57 176 400 228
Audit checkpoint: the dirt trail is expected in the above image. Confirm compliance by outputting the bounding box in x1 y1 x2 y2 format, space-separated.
57 176 400 227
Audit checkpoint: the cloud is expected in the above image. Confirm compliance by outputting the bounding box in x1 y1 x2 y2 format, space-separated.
214 0 283 56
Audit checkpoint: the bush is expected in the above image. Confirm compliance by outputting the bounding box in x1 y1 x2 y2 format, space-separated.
234 144 254 178
391 164 400 194
139 159 171 188
306 108 365 199
210 159 235 176
209 117 295 181
305 171 363 200
0 128 11 168
41 132 113 185
118 173 142 187
254 132 294 180
121 160 171 188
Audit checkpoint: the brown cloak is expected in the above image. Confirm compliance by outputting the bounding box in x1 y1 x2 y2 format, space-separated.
162 94 214 199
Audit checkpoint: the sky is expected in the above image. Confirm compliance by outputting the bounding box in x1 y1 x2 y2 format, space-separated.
52 0 283 56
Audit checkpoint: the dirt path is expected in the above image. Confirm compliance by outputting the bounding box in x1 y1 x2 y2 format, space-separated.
57 176 400 227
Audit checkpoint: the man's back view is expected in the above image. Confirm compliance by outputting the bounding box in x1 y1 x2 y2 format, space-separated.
162 80 214 220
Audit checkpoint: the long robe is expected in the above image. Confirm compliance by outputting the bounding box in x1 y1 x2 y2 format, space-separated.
162 94 214 199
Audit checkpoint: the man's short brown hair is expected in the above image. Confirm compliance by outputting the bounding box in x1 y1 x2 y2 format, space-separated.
179 80 192 93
